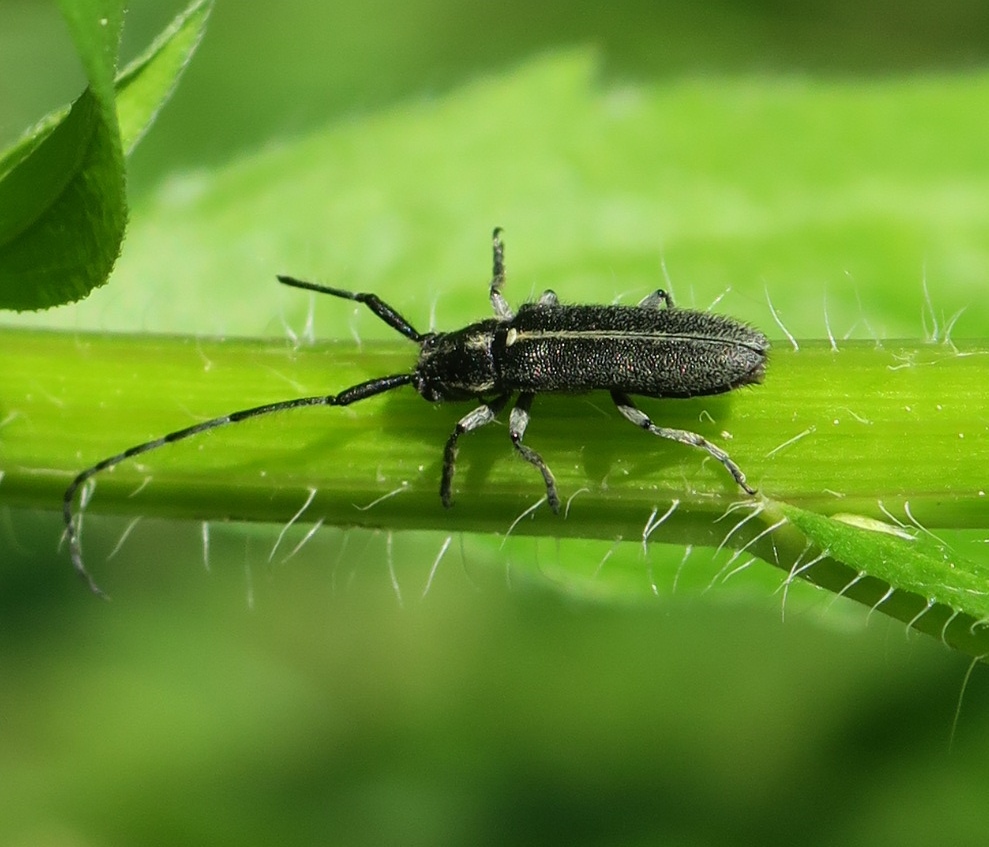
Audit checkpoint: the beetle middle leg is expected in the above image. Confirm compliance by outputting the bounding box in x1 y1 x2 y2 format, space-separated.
509 392 560 513
441 393 511 507
638 289 674 309
610 391 756 495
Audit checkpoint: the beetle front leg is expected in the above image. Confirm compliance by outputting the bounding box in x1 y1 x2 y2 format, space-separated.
509 392 560 513
610 391 756 495
441 393 511 507
489 227 513 320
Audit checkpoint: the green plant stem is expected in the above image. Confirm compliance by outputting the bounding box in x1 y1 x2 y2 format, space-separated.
3 326 989 652
3 326 986 524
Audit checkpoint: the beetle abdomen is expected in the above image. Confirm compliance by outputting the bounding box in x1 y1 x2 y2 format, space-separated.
498 304 768 397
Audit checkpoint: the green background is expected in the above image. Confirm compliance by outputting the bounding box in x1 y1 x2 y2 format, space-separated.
3 1 989 843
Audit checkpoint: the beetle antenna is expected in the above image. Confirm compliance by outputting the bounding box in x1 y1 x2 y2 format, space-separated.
64 374 412 597
277 276 425 342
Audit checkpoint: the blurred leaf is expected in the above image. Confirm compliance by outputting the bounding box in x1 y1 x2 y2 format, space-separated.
0 0 212 311
115 0 213 154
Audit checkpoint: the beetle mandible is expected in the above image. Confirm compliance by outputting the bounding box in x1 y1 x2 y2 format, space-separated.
63 228 768 594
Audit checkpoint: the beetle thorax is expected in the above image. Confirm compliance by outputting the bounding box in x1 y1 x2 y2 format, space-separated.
413 322 501 401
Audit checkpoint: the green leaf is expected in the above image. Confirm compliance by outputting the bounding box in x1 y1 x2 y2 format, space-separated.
762 501 989 657
55 0 126 106
115 0 213 154
0 0 212 311
0 87 125 311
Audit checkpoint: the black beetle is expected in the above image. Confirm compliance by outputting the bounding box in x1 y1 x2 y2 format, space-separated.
64 228 768 594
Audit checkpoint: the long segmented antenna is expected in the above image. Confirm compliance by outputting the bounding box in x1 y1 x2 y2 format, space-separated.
277 276 424 342
63 376 413 597
64 273 430 596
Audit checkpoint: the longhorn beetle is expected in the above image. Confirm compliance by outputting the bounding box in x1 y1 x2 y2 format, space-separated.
64 228 768 595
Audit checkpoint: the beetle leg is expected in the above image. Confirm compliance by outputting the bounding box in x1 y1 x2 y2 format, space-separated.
610 391 755 495
489 227 514 320
441 393 511 507
637 289 675 310
537 289 558 306
509 392 560 513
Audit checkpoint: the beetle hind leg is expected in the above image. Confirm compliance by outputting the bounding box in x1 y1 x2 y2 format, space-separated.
610 391 755 495
509 393 560 512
